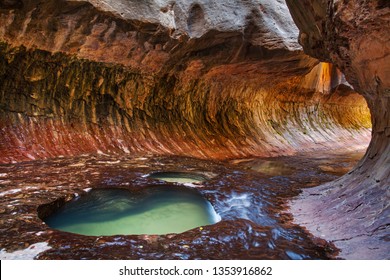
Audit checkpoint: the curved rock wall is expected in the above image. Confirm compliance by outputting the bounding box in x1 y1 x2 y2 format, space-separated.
286 0 389 259
0 41 370 163
0 0 300 73
0 0 371 164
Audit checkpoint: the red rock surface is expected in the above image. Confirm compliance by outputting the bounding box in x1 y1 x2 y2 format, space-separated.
1 152 361 259
0 1 370 163
286 0 389 259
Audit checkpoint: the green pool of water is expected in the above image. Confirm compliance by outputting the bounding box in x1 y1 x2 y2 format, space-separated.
44 186 219 236
148 172 207 184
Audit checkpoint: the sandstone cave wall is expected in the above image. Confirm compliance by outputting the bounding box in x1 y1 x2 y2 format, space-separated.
0 41 370 163
0 0 372 164
286 0 389 259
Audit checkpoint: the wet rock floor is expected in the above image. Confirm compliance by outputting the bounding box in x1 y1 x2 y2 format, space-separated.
0 150 365 259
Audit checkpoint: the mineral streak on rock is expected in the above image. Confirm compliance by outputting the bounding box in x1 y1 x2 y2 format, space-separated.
0 0 371 163
286 0 389 259
0 42 370 163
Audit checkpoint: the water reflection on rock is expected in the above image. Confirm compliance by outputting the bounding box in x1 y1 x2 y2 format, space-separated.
247 160 295 176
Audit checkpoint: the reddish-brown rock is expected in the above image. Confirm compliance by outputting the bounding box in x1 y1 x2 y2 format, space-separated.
286 0 389 259
0 0 370 163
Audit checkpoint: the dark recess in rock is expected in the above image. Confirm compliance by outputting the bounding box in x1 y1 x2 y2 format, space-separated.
0 0 23 9
187 4 206 38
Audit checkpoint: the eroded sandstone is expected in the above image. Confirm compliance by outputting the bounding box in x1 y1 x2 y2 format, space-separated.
0 0 371 163
286 0 389 259
0 0 386 259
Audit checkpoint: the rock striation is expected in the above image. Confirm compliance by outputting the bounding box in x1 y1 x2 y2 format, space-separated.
0 0 370 163
286 0 389 259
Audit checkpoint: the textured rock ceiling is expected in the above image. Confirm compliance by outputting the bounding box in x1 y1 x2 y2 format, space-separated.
80 0 301 49
0 0 371 163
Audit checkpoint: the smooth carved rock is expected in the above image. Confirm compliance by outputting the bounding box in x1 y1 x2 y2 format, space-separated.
0 0 296 81
81 0 300 49
286 0 390 259
0 0 302 73
0 0 371 163
187 4 205 38
0 41 371 162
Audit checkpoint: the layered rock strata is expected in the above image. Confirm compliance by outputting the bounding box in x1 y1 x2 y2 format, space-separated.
0 0 370 163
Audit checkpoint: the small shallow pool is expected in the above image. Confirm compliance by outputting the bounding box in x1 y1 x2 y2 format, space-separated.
42 186 220 236
147 171 208 184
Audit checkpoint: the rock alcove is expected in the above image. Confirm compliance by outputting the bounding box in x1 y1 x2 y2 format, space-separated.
0 0 388 259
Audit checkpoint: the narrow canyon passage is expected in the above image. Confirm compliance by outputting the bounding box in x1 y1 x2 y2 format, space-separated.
0 0 388 259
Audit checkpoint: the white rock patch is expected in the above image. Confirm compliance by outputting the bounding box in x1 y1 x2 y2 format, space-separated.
0 242 52 260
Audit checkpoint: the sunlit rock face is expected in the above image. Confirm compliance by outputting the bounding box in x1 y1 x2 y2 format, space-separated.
286 0 389 259
0 0 370 163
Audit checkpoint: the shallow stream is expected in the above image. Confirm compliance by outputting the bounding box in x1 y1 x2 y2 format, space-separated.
0 149 365 259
